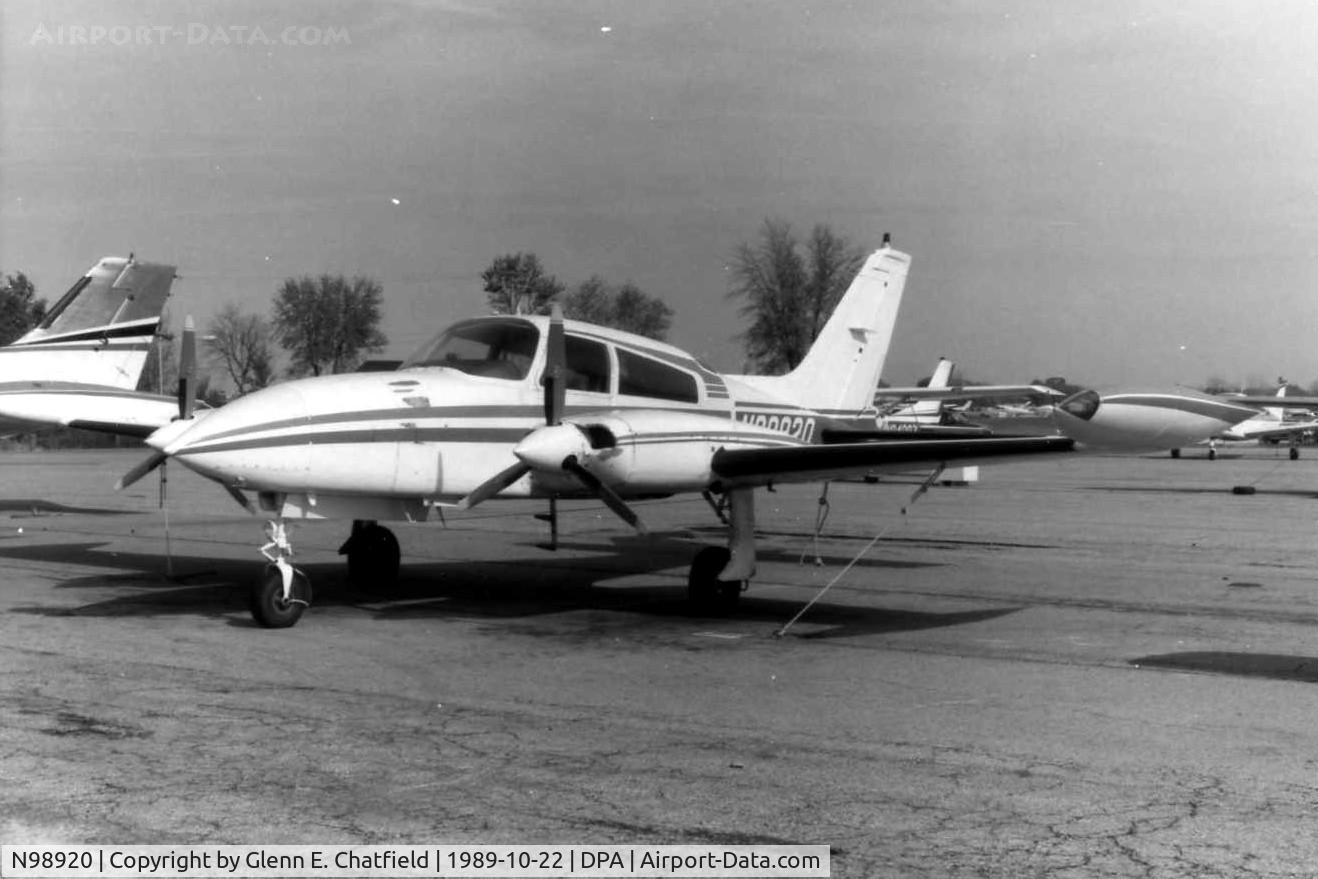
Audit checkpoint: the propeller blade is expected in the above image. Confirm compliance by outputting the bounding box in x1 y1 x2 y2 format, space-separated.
457 461 531 510
177 315 197 420
117 451 168 490
543 304 565 425
563 457 647 534
222 484 254 513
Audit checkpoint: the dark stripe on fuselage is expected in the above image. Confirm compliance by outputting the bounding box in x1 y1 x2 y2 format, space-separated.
193 401 739 445
177 426 534 457
0 382 173 401
1104 394 1256 422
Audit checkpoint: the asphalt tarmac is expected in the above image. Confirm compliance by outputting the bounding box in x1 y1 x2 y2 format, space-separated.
4 444 1318 877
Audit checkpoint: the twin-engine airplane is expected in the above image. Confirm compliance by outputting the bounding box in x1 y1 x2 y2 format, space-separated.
82 240 1258 629
0 255 178 435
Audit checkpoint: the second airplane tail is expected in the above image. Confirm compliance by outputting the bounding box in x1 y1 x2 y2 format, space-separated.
1 256 176 390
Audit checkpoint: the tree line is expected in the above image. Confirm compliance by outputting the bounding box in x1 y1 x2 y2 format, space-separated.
0 218 875 415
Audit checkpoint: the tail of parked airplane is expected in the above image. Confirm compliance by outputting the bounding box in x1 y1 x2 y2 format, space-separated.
0 256 176 389
1265 384 1287 423
727 241 910 414
905 357 953 422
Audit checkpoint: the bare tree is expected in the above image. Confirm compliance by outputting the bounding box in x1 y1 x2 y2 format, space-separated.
206 303 275 396
727 219 862 374
272 275 387 377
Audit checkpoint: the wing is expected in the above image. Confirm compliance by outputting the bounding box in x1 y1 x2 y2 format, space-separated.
875 384 1059 401
820 424 993 442
1235 419 1318 440
0 383 201 438
711 435 1074 486
1229 395 1318 410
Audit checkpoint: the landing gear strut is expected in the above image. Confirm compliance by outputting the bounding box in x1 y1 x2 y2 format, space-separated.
249 520 311 628
339 519 400 591
686 487 754 614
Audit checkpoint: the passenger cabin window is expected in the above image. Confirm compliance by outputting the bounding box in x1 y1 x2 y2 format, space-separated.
617 349 699 403
565 336 610 393
400 319 539 380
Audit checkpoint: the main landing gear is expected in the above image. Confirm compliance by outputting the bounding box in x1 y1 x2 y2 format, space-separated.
686 487 755 614
688 546 745 612
338 519 400 591
246 517 402 628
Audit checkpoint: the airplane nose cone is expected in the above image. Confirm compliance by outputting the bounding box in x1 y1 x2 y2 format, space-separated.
513 424 589 471
166 382 310 485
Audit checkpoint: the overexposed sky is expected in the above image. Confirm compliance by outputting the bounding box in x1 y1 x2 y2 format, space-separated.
4 0 1318 388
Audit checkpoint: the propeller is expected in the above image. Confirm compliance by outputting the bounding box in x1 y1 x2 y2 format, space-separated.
544 303 565 426
456 306 645 538
177 315 196 419
117 316 198 491
562 456 646 534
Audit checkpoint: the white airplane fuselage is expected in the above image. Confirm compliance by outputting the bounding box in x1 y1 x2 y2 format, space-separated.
1051 389 1258 451
156 316 865 518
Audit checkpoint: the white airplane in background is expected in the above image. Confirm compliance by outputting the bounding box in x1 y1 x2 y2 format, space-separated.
0 255 180 436
1207 383 1318 460
65 239 1257 630
869 357 1060 438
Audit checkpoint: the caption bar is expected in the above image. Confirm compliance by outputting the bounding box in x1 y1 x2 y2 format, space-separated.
1 845 829 878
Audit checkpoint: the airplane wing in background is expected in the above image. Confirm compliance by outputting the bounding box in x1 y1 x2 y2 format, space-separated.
875 384 1060 401
1230 419 1318 440
1228 395 1318 410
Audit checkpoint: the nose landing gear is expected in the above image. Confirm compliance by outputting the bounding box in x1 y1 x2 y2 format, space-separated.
250 520 311 628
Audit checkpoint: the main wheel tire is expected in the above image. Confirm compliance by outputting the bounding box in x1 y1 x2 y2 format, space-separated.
1291 447 1300 460
1170 448 1181 459
345 523 400 591
1207 448 1216 461
687 546 743 614
249 565 311 628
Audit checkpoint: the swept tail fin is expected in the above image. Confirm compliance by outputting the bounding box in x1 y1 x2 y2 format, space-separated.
906 357 953 421
1 256 176 389
728 243 910 414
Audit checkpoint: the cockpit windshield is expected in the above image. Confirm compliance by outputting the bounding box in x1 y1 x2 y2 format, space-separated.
1058 389 1101 421
400 319 540 380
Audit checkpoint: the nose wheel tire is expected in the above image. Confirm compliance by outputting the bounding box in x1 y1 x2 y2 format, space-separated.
687 546 744 614
250 564 311 628
341 522 401 591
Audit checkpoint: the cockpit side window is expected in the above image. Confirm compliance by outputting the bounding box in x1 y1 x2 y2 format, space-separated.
400 319 539 380
617 349 699 403
564 335 611 393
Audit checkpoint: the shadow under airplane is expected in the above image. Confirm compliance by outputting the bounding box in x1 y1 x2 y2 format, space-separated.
1 536 1008 640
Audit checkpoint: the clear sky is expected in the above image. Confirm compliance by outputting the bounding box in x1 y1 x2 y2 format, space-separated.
4 0 1318 390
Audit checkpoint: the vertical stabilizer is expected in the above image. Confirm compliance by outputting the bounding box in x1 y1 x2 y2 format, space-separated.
908 357 953 420
727 243 910 414
0 256 176 389
1265 385 1287 423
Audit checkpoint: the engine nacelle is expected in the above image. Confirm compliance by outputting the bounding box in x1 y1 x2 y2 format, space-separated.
561 410 779 494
